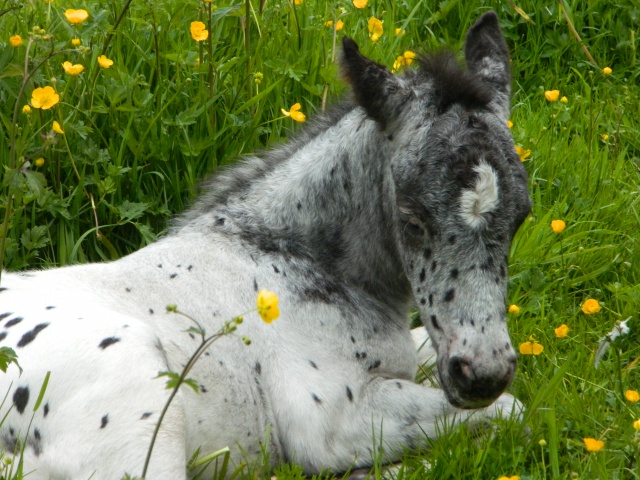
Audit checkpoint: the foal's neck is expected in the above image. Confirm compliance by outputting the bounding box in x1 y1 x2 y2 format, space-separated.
183 107 411 307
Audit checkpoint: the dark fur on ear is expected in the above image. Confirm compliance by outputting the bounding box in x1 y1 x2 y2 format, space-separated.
417 51 492 113
464 11 511 118
340 37 398 128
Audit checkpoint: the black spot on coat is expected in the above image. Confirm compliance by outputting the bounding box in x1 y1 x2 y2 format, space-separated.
13 386 29 414
100 415 109 429
17 323 49 347
368 359 381 370
346 386 353 402
5 317 23 328
0 313 11 321
444 289 455 302
99 337 121 349
141 412 152 420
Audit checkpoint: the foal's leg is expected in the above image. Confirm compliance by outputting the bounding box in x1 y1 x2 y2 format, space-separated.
329 378 521 474
323 327 522 474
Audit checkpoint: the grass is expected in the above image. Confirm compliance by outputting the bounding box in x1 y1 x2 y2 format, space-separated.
1 0 640 478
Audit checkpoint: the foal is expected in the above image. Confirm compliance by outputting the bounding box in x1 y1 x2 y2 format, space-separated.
0 11 530 479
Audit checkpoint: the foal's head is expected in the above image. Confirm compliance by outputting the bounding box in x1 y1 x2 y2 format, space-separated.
342 12 531 408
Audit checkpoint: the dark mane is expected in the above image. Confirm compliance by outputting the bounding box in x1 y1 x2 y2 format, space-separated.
174 102 356 227
175 51 493 229
415 50 493 113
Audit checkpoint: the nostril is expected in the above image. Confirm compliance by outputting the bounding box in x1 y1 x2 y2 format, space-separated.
448 356 474 386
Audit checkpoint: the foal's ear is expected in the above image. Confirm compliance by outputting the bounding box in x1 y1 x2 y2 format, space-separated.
464 12 511 120
341 38 401 128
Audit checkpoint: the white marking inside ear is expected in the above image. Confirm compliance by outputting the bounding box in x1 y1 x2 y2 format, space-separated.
459 161 499 228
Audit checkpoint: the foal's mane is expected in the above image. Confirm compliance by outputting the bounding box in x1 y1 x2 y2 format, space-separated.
175 50 493 228
175 102 356 227
413 50 493 113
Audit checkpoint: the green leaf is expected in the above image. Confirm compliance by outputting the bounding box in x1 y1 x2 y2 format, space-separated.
156 371 199 393
33 371 51 412
0 346 20 373
20 225 50 251
185 326 205 337
116 201 149 222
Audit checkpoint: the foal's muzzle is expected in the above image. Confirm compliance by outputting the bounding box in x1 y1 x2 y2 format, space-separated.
445 354 517 408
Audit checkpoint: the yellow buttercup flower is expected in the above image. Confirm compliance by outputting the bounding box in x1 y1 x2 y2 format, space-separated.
507 120 513 129
519 341 543 355
325 20 344 31
98 55 114 69
515 145 531 162
544 90 560 102
395 28 406 36
353 0 367 8
31 86 59 110
602 67 612 75
508 304 520 315
64 9 89 25
257 289 279 323
9 35 22 47
281 103 306 123
560 96 568 103
583 438 604 452
62 61 84 75
368 17 383 42
601 133 609 142
35 157 45 167
22 105 32 115
71 38 81 46
625 390 640 402
190 21 209 42
633 419 640 430
554 324 569 338
550 219 565 234
498 476 520 480
581 299 601 315
52 121 64 134
392 51 416 72
294 0 302 5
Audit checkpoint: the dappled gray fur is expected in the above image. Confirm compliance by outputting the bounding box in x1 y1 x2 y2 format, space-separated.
0 11 529 479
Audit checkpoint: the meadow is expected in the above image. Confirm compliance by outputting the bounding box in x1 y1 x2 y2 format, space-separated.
1 0 640 478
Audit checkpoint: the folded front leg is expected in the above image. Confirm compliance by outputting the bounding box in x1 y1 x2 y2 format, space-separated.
283 375 522 474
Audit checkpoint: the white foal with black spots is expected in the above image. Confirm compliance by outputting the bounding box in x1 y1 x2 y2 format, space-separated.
0 12 530 479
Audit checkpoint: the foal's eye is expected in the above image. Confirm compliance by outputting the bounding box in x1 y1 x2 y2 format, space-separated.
404 216 425 236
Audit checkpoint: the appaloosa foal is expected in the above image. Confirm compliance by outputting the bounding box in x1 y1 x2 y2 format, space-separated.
0 11 530 479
